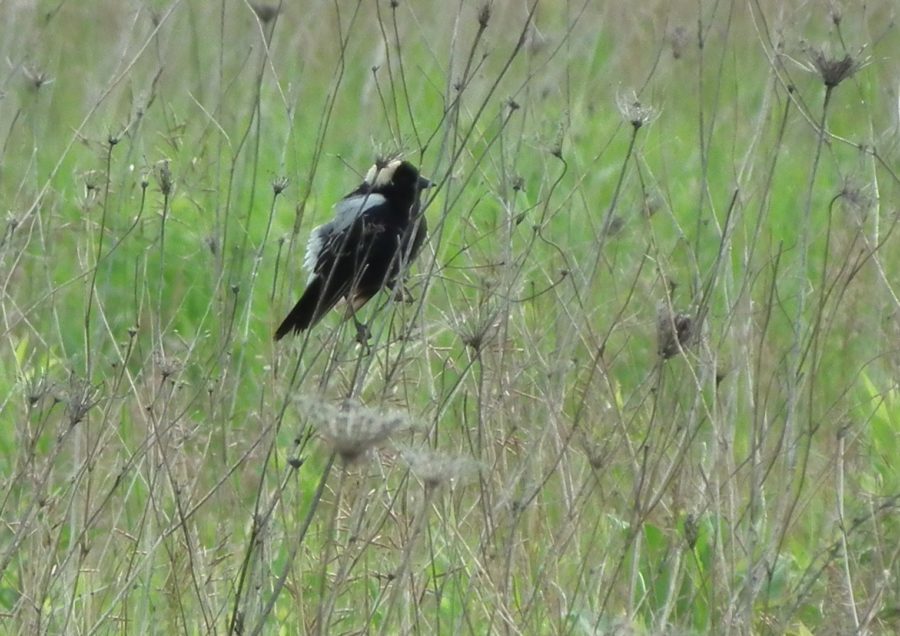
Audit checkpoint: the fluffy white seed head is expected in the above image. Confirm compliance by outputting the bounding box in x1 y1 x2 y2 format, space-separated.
298 397 412 463
399 447 480 490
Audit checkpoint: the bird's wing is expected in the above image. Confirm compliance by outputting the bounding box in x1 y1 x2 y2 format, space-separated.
315 218 388 276
331 193 387 232
303 224 328 280
303 193 387 281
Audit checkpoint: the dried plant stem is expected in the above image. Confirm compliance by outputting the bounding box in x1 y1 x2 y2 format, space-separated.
83 138 116 378
587 123 640 292
836 433 862 632
246 453 336 636
375 485 437 635
315 464 348 634
773 84 834 577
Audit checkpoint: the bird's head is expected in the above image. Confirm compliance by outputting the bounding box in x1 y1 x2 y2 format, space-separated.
365 159 432 200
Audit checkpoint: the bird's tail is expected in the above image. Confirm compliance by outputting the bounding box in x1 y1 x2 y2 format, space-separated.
275 277 331 340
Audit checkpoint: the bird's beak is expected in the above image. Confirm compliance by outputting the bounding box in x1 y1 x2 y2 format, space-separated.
418 176 433 189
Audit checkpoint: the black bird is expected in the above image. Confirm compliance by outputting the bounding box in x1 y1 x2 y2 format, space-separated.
275 159 432 341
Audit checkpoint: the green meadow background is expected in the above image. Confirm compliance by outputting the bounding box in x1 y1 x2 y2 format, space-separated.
1 0 899 633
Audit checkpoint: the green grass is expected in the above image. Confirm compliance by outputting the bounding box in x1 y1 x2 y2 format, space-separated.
2 0 900 633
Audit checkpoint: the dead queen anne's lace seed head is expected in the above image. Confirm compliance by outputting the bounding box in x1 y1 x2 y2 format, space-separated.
23 372 54 408
272 176 289 196
807 46 866 88
657 302 695 360
153 349 183 381
77 170 105 210
64 375 101 427
616 90 658 129
153 159 174 196
400 447 480 490
81 170 105 198
301 398 410 463
838 180 874 218
23 65 53 90
457 303 501 353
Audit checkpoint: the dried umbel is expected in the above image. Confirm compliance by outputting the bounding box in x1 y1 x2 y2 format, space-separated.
81 170 105 198
616 90 658 129
457 303 501 353
806 45 867 88
300 398 411 463
837 179 874 220
272 176 289 196
23 65 53 90
23 372 54 408
657 304 695 360
399 447 479 490
64 375 101 427
153 159 174 196
152 349 183 381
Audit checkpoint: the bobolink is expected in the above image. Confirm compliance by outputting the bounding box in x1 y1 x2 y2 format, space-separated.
275 159 432 341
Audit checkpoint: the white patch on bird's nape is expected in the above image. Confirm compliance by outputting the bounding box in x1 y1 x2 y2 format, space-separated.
364 159 402 189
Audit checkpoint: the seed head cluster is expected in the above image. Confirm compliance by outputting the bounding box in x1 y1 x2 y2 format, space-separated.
657 304 695 360
400 446 479 490
64 375 100 427
301 398 410 463
616 90 658 129
457 304 501 353
153 159 174 196
807 45 865 88
838 180 873 218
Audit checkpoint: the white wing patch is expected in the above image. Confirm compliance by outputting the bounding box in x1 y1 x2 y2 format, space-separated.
303 225 326 281
331 193 387 231
302 193 387 282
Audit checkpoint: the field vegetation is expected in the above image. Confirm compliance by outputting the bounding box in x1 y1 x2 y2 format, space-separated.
1 0 899 633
